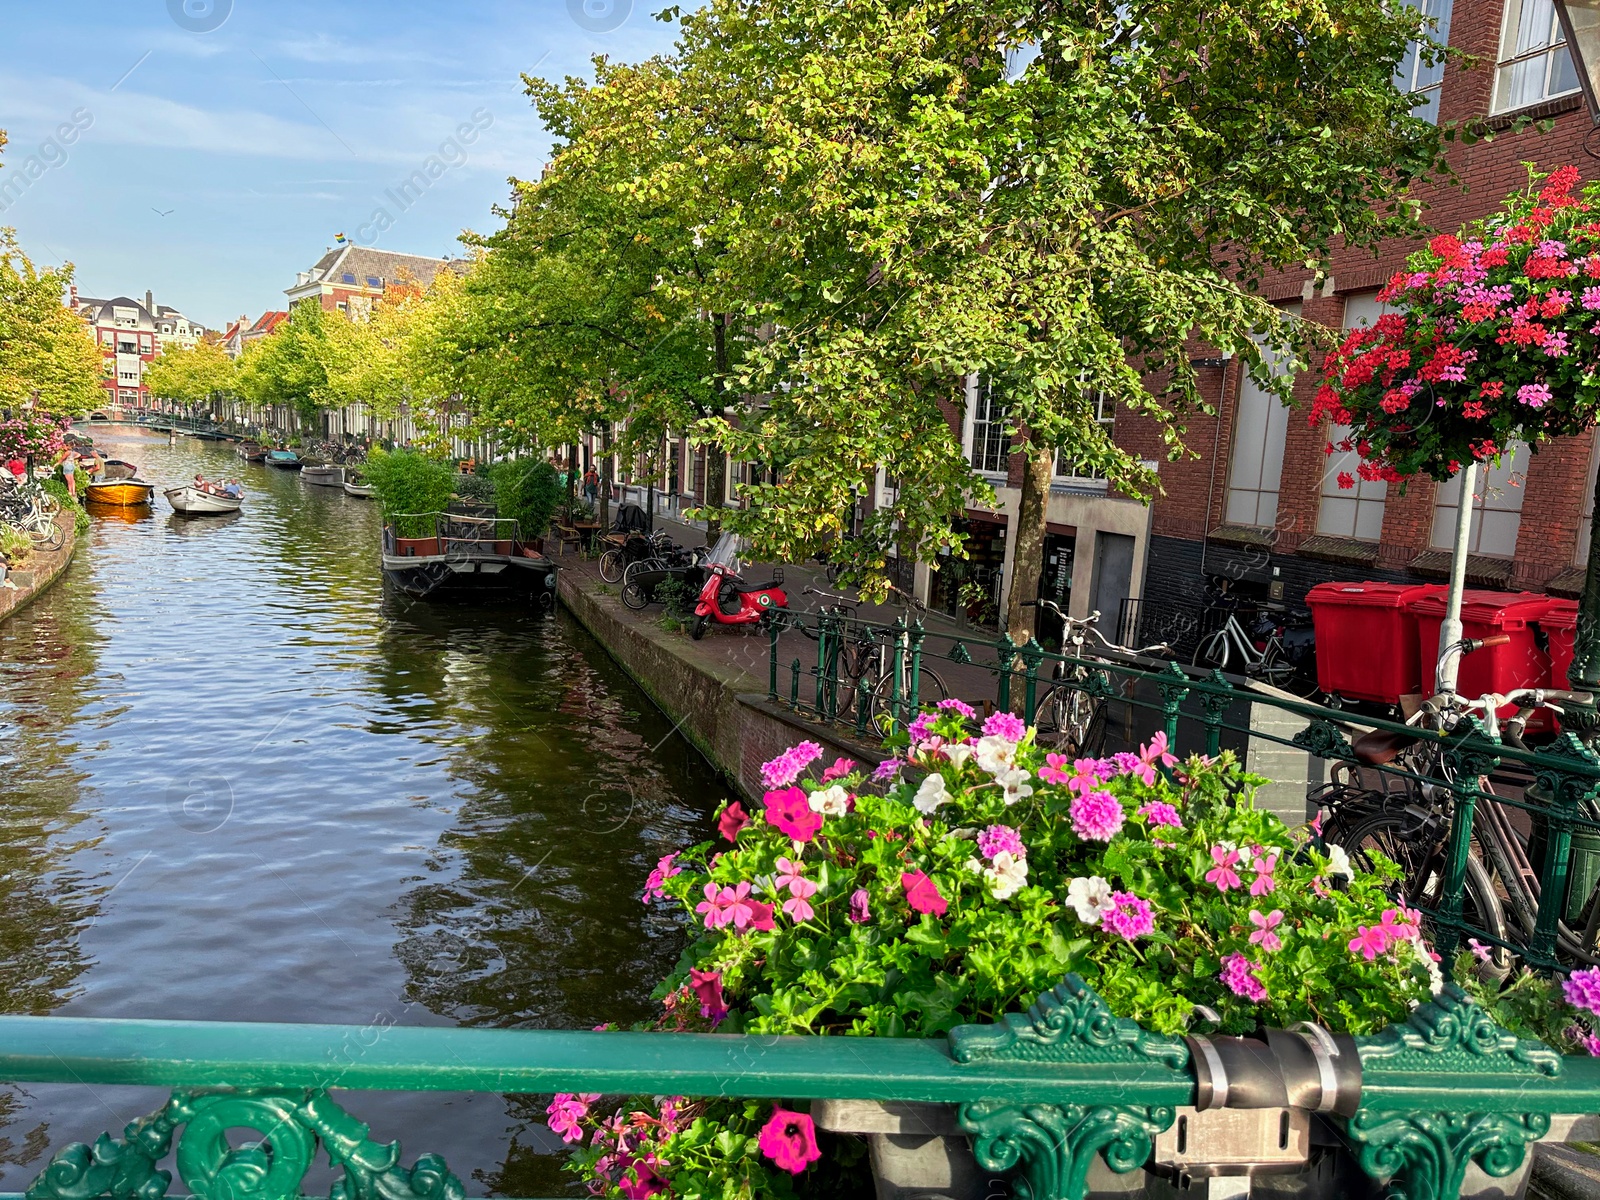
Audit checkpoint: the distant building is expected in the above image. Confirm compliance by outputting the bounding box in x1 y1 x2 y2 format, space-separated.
285 244 465 318
221 310 288 359
72 287 208 412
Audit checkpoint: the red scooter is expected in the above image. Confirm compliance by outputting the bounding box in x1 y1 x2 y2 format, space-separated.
690 562 789 639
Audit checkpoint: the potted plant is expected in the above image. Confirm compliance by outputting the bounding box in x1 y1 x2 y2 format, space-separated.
547 705 1600 1198
0 524 34 583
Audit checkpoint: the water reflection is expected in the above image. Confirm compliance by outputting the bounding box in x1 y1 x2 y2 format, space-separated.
0 428 728 1197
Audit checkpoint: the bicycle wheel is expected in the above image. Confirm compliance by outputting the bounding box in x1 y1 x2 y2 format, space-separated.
620 581 650 610
37 493 60 516
598 549 624 583
1335 810 1510 970
34 522 63 552
1263 641 1319 698
870 666 949 725
1036 684 1095 752
1193 630 1229 672
624 557 663 584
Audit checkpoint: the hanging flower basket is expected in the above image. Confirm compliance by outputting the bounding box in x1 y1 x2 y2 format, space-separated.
1314 166 1600 485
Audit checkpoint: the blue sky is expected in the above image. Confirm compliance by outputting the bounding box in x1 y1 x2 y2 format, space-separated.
0 0 679 329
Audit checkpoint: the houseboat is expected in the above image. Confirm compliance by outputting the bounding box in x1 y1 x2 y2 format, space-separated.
300 463 343 487
265 450 302 470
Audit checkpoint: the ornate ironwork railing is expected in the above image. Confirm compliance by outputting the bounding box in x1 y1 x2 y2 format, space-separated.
6 975 1600 1200
767 611 1600 974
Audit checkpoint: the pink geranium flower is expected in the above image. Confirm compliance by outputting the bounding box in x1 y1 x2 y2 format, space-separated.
689 968 728 1021
546 1092 602 1144
820 756 857 782
717 801 749 843
901 870 948 916
1205 846 1242 892
1136 801 1182 828
1129 732 1178 785
1070 789 1125 842
696 881 757 929
763 787 824 842
848 888 871 923
641 853 681 904
775 856 808 891
1248 909 1284 953
982 711 1027 741
1348 924 1391 961
1249 852 1278 897
760 741 824 788
758 1106 821 1174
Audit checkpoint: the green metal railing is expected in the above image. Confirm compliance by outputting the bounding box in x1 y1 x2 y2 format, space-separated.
5 975 1600 1200
767 611 1600 974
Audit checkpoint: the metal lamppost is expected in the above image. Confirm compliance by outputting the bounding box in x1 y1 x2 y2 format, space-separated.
1555 0 1600 731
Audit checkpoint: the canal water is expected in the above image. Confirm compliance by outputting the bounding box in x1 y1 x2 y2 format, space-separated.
0 427 728 1196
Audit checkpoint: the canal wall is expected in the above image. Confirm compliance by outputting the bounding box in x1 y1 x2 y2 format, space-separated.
558 573 881 801
0 515 76 624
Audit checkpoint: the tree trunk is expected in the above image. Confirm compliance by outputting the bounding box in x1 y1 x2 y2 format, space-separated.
703 315 730 545
1006 442 1054 644
599 423 613 535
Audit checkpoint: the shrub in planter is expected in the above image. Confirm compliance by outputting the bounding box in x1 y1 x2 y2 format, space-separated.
488 458 562 539
0 523 34 567
363 450 454 538
552 704 1459 1197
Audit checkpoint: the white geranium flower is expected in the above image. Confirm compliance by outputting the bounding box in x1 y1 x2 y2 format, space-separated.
996 766 1034 806
913 772 951 814
1325 844 1354 882
1066 876 1116 925
807 785 850 817
974 735 1017 776
984 851 1029 900
1412 935 1444 996
942 743 975 769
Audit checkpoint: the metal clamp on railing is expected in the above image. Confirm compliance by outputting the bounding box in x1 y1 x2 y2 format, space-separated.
1186 1023 1360 1116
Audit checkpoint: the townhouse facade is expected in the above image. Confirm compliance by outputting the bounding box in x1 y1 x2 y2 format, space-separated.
72 288 209 412
285 244 465 317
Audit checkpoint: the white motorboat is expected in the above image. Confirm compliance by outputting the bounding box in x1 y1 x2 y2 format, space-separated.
342 469 375 498
165 485 243 515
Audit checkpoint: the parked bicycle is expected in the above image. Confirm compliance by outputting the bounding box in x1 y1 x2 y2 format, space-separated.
801 585 948 727
1317 633 1600 967
1023 598 1172 755
0 477 63 551
1192 601 1317 697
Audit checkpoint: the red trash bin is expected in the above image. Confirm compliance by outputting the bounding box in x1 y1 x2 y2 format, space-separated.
1306 582 1446 703
1542 599 1579 689
1407 590 1557 702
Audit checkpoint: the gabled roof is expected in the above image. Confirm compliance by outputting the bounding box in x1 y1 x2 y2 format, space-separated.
292 244 466 295
249 310 289 335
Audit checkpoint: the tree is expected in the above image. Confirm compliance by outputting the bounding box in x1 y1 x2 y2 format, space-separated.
236 299 336 420
655 0 1449 629
142 340 236 412
0 229 102 417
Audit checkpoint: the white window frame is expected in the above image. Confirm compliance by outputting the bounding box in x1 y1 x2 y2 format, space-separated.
1053 390 1114 488
1317 293 1390 541
966 376 1011 476
1395 0 1453 123
1493 0 1581 114
1430 441 1530 557
1224 303 1300 529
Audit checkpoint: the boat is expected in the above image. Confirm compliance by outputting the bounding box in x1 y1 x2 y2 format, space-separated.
381 513 557 610
265 450 302 470
100 459 138 481
300 463 343 487
342 470 375 498
84 479 156 507
165 485 243 515
236 441 267 462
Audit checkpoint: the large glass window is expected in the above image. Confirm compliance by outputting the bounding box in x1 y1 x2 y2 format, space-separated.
1054 390 1114 484
1494 0 1581 113
1317 293 1390 541
1395 0 1453 122
1430 442 1529 557
1224 302 1300 529
969 378 1010 475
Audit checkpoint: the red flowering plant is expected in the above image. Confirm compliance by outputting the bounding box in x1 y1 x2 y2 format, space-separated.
553 705 1447 1197
1315 165 1600 486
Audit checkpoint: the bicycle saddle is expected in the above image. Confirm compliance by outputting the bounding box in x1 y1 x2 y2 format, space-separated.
729 579 781 593
1351 729 1418 766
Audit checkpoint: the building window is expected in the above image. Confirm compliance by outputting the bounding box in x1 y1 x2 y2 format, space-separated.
1224 303 1301 529
1317 293 1390 541
968 378 1010 475
1430 442 1529 557
342 272 357 283
1053 391 1114 485
1494 0 1581 113
1395 0 1453 122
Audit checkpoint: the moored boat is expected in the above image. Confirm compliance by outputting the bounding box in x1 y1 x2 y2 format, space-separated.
165 485 243 515
84 479 156 507
100 459 138 481
300 463 343 487
236 441 267 462
342 470 375 498
381 513 557 609
265 450 302 470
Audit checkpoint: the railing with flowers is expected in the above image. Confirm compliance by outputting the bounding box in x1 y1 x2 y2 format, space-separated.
766 610 1600 975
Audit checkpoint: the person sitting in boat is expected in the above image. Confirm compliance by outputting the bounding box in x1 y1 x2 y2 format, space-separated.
223 479 243 499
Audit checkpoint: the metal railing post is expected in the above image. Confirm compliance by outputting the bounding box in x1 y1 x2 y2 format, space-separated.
1200 670 1231 759
1020 639 1045 725
1437 725 1501 968
907 619 926 717
995 633 1018 715
768 617 780 700
888 618 907 730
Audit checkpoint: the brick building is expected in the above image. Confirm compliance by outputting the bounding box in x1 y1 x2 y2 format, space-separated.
285 244 465 317
72 288 209 414
1117 0 1600 636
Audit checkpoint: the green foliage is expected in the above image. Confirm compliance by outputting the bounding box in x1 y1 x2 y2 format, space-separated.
655 575 693 624
40 477 87 535
0 230 103 417
143 342 235 410
235 300 336 418
489 457 563 539
451 472 496 504
1451 952 1597 1056
363 449 454 537
0 522 31 564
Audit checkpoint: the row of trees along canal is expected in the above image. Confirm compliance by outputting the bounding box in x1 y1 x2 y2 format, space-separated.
116 2 1461 630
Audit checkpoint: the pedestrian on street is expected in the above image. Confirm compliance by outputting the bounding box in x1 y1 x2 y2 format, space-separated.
59 451 77 500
